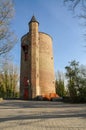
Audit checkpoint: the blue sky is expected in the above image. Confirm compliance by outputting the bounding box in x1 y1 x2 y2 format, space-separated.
11 0 86 72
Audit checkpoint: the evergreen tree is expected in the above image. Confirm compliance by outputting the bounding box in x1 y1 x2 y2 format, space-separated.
65 60 86 102
55 71 66 97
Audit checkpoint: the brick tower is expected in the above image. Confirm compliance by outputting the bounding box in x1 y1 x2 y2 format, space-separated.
20 16 56 99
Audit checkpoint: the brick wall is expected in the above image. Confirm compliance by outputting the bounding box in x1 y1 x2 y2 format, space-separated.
20 19 56 99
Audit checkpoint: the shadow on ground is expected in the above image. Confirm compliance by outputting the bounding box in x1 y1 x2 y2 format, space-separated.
0 111 86 123
0 100 86 109
0 100 86 123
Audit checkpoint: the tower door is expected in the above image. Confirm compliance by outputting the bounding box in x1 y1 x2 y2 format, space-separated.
24 88 28 100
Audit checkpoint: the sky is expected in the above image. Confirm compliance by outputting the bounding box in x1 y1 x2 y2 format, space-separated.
11 0 86 73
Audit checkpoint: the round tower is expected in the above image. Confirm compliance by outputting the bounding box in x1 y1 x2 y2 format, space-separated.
29 16 40 98
20 32 31 99
39 32 55 95
20 16 56 100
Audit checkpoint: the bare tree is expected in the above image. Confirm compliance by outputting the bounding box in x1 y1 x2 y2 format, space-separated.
64 0 86 19
0 0 17 56
64 0 86 21
64 0 86 9
64 0 86 41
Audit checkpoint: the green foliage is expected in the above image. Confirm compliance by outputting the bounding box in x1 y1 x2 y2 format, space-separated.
0 58 19 98
65 60 86 102
55 71 66 97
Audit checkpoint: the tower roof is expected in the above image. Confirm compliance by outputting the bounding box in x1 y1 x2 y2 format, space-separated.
29 15 39 24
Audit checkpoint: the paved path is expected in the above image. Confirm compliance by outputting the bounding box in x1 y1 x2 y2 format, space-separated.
0 100 86 130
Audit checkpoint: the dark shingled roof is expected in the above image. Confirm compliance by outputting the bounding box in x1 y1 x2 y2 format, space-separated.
29 15 39 24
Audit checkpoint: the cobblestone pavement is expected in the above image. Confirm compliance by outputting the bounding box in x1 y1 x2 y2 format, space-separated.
0 100 86 130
